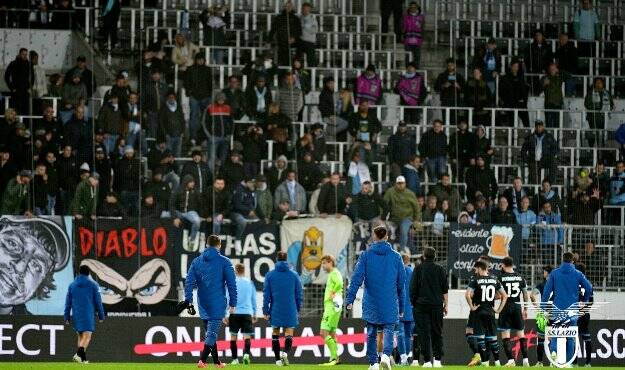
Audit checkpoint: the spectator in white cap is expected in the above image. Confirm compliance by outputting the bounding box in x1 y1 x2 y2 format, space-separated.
383 175 421 253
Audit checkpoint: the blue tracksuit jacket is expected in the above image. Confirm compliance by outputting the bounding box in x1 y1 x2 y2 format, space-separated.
185 247 237 320
542 262 592 310
401 265 414 322
346 240 406 325
64 275 105 332
263 261 303 328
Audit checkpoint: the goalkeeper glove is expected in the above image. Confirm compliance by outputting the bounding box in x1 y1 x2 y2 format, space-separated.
176 301 196 315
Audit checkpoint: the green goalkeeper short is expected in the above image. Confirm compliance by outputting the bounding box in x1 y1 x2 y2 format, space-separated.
320 307 341 332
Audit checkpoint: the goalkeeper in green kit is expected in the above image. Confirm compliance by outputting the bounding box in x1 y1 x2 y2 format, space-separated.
319 255 344 366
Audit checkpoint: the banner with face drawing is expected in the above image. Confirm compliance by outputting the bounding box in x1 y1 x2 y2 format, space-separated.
0 216 73 316
74 218 179 316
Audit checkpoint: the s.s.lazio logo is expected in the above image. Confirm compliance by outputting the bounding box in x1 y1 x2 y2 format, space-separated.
521 301 608 368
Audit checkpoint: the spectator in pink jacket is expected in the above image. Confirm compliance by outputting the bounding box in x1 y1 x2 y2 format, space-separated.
401 1 425 68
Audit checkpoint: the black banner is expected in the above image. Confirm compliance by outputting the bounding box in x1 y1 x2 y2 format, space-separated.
179 222 280 290
75 218 180 316
1 316 624 365
448 224 522 278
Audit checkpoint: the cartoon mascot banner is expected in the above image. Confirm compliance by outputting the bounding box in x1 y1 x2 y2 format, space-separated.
280 216 352 285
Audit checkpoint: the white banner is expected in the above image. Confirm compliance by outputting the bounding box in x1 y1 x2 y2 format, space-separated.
280 216 352 284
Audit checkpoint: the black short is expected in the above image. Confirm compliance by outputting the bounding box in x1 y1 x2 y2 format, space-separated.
498 306 524 332
466 310 478 329
578 313 590 335
228 314 254 336
473 310 497 337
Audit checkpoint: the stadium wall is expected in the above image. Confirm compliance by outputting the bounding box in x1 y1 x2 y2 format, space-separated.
1 316 624 365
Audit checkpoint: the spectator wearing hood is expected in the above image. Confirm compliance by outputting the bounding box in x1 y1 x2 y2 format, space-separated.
65 56 96 99
267 155 290 193
159 90 185 158
231 177 262 238
499 59 530 127
268 1 301 66
448 119 474 182
202 177 231 234
97 93 124 155
98 191 126 218
464 154 499 204
173 175 203 242
418 119 448 183
141 193 163 219
395 63 426 125
401 1 425 68
1 170 32 215
219 152 245 191
520 120 559 184
434 58 464 124
514 196 536 241
355 65 382 105
274 170 307 214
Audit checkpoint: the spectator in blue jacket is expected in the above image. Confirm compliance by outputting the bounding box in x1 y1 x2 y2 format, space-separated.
184 235 237 368
397 254 415 366
514 196 536 241
346 226 406 369
64 265 105 364
537 202 564 246
542 252 592 362
231 177 261 239
609 161 625 205
263 251 304 366
226 263 257 365
402 155 423 196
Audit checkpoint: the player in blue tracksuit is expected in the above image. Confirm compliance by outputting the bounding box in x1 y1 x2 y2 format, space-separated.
541 252 592 363
184 235 237 369
64 265 105 364
263 251 303 366
346 226 406 370
397 253 415 366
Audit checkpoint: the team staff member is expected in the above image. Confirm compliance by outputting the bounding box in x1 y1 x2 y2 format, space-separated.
530 264 553 365
346 225 406 370
574 262 594 367
263 251 304 366
64 265 105 364
183 235 237 369
319 255 344 366
498 257 530 367
409 247 448 367
225 263 257 365
541 252 592 363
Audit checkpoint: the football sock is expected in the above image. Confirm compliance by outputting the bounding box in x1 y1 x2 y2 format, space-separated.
582 336 592 365
412 335 420 360
244 338 251 355
487 336 500 362
230 340 237 360
502 338 513 360
200 343 211 362
477 337 487 362
272 335 281 361
77 347 86 361
325 335 338 360
519 337 528 359
211 343 219 364
285 335 293 353
466 334 477 354
537 337 545 362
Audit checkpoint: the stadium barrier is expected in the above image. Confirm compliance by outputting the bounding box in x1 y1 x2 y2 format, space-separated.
1 316 624 365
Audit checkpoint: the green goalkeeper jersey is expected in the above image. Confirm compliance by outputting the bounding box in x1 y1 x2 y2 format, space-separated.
324 268 344 309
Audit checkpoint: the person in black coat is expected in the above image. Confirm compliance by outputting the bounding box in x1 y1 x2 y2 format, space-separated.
181 150 212 194
523 30 553 94
219 152 245 191
317 172 350 215
4 48 33 114
65 56 96 98
448 119 474 183
491 196 517 224
245 74 272 122
240 125 265 178
499 59 530 127
64 106 93 166
268 2 302 66
418 119 448 183
520 120 559 184
114 146 142 216
222 75 246 120
388 121 417 178
434 58 464 124
349 181 387 222
465 155 498 202
554 32 579 97
203 177 231 234
297 152 323 192
144 168 172 216
266 155 289 193
98 191 127 218
184 54 213 140
94 147 112 204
